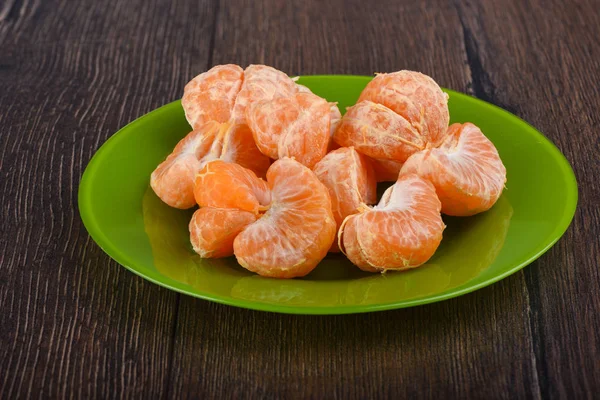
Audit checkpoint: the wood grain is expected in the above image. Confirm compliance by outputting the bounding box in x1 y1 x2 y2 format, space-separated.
455 1 600 398
1 0 598 398
169 1 540 398
0 0 216 397
169 277 541 399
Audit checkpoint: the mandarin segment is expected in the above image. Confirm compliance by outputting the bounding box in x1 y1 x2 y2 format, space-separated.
245 96 297 159
340 173 445 272
230 64 298 125
151 121 270 209
194 160 271 214
233 158 336 278
334 70 450 165
337 214 375 271
334 100 423 161
328 105 342 150
277 93 331 168
313 147 377 252
189 207 257 258
358 70 450 147
247 92 332 168
182 64 244 130
400 122 507 216
296 83 342 145
220 123 271 178
150 122 222 209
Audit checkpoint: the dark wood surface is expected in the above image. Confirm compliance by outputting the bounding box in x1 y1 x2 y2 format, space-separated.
1 0 598 398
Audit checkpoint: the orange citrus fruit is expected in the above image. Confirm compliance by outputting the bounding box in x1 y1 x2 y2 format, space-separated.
182 64 243 130
182 64 300 130
194 160 271 214
358 70 450 147
334 100 423 160
150 122 221 209
218 123 271 178
233 158 336 278
151 121 269 209
339 173 445 272
334 70 449 163
400 122 507 216
189 207 256 258
155 65 343 209
313 147 377 252
189 160 272 258
296 83 342 148
246 92 332 168
230 64 298 125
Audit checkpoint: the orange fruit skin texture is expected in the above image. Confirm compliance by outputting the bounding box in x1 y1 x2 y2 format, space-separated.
313 147 377 252
339 173 445 273
150 122 270 209
182 64 243 130
334 70 450 166
234 158 336 278
401 122 507 216
369 157 404 182
189 208 256 258
246 92 332 169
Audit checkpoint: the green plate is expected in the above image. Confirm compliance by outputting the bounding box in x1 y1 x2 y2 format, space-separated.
78 75 577 314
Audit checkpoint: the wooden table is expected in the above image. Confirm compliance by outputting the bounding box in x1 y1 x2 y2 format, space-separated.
1 0 598 398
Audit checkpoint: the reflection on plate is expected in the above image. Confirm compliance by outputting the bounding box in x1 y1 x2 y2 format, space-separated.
143 186 513 307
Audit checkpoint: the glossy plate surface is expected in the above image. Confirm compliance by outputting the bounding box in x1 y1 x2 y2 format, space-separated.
79 75 577 314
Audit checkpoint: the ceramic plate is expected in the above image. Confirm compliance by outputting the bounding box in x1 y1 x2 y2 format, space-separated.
79 75 577 314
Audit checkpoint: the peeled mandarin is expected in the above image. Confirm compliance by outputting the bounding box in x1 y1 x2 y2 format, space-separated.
400 122 507 216
182 64 299 131
150 122 222 209
194 160 271 214
334 70 450 165
339 173 445 272
296 83 342 144
151 121 270 209
313 147 377 252
246 92 332 168
189 207 257 258
230 64 298 125
234 158 336 278
358 70 450 147
182 64 243 130
219 123 271 178
334 100 423 161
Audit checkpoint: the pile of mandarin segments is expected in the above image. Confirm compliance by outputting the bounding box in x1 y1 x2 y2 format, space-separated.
151 64 506 279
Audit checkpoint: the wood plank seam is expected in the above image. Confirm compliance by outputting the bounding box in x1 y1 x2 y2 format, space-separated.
455 9 518 115
523 267 550 398
164 1 221 398
164 294 182 400
452 2 544 399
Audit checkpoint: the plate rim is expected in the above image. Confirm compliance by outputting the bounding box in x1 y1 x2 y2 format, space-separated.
78 75 578 315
